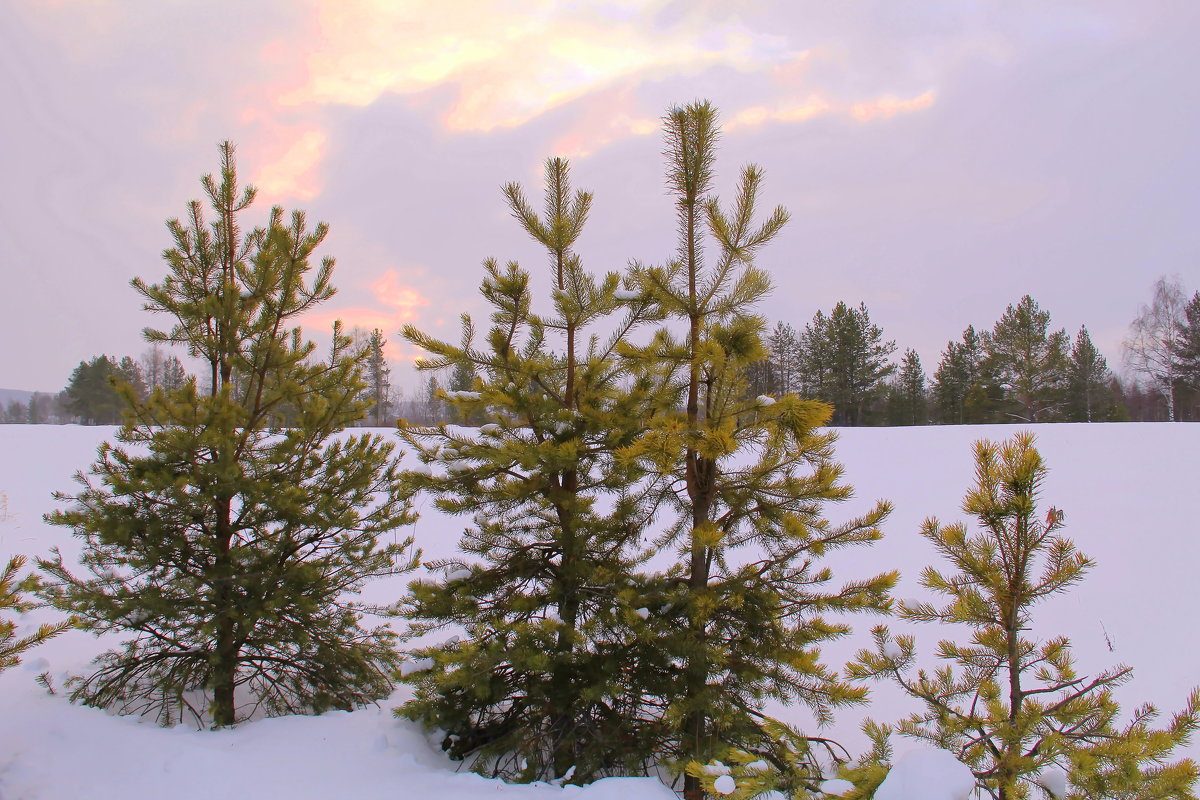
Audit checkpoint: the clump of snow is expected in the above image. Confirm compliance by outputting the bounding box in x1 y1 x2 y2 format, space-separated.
701 761 730 775
614 289 640 301
819 778 855 796
873 747 976 800
634 607 650 620
444 390 481 401
755 395 776 407
882 639 904 660
712 774 737 794
744 759 769 771
400 657 435 676
1039 765 1069 797
551 765 577 786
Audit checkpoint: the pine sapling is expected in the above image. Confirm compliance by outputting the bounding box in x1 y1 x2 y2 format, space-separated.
849 432 1200 799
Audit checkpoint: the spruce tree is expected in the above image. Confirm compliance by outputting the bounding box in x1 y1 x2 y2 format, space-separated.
887 348 927 426
1176 292 1200 384
986 296 1068 422
849 432 1200 799
625 102 895 799
799 302 895 425
934 325 994 424
364 328 393 426
63 356 126 425
1174 291 1200 420
1064 326 1112 423
40 142 416 727
396 157 661 783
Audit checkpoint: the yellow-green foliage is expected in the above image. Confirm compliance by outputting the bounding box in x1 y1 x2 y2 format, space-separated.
395 157 668 784
683 718 894 799
850 432 1200 799
618 101 895 797
1 555 72 673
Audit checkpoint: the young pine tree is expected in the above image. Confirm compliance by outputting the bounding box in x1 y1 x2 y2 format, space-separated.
849 432 1200 800
396 157 662 783
624 102 895 799
40 142 416 728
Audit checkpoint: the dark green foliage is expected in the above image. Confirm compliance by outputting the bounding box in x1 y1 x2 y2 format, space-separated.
798 302 896 425
1065 326 1113 422
1175 292 1200 420
986 296 1068 422
850 432 1200 799
397 157 661 783
63 356 127 425
361 328 393 426
41 142 416 728
61 355 149 425
161 354 188 391
1176 292 1200 384
933 325 995 424
886 348 927 426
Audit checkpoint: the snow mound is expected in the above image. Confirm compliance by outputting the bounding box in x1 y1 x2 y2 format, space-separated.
874 747 976 800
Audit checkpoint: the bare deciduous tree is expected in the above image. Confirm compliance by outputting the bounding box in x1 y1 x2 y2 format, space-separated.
1124 276 1187 421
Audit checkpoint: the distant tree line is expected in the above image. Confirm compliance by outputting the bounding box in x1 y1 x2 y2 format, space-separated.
2 347 188 425
8 280 1197 428
746 279 1200 426
4 332 435 427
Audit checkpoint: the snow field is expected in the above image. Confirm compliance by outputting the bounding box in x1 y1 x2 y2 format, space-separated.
1 422 1196 799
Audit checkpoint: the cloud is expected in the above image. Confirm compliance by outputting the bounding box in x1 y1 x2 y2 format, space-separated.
298 267 433 369
850 90 936 122
301 267 429 334
250 126 328 202
371 269 429 321
724 89 935 132
268 0 787 134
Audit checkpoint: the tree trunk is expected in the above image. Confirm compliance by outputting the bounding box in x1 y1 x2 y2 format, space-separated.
211 493 238 727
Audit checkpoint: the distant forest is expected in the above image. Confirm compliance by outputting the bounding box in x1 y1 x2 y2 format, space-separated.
5 277 1199 426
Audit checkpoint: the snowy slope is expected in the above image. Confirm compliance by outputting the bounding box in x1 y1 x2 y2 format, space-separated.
1 423 1196 799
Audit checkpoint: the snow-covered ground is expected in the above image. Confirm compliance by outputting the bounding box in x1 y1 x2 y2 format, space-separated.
1 423 1196 799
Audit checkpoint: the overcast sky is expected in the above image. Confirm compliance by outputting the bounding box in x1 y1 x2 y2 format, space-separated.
3 0 1198 394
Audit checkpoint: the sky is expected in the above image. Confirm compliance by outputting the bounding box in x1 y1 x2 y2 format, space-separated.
2 0 1198 394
